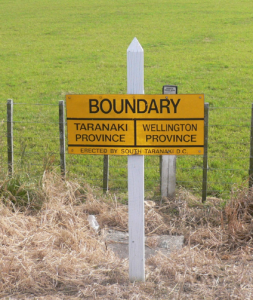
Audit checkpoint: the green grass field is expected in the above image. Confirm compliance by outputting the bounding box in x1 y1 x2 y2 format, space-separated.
1 0 253 199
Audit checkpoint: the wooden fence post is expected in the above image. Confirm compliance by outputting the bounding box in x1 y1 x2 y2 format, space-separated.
103 155 109 193
160 85 177 202
7 99 13 177
249 104 253 188
127 37 145 282
59 100 66 177
202 103 209 202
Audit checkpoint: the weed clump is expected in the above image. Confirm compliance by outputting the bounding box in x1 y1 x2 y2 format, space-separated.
224 187 253 249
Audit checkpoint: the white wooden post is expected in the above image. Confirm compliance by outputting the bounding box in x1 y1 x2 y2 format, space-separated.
127 37 145 282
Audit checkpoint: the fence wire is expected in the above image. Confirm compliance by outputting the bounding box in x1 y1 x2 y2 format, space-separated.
0 101 252 200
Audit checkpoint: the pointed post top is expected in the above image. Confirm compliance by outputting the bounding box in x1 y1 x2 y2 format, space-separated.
127 37 144 94
127 37 143 53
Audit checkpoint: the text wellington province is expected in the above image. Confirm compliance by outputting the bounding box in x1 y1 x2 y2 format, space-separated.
66 94 205 155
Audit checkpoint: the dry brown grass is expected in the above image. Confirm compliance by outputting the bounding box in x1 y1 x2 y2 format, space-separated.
1 172 253 299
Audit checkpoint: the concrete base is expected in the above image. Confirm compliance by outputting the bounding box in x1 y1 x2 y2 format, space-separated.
104 230 184 259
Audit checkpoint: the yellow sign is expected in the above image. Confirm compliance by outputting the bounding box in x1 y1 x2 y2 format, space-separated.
66 94 204 155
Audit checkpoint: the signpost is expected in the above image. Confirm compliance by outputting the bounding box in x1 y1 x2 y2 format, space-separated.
66 38 205 283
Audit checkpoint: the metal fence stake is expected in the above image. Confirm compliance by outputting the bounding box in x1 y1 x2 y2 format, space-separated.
59 100 66 177
202 103 209 202
7 99 13 177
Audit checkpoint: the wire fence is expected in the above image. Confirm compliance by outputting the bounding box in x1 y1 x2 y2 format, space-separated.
0 100 252 200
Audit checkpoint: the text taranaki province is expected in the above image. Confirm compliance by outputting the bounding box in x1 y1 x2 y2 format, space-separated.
74 123 128 131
